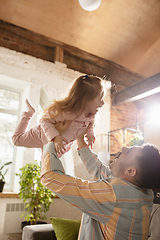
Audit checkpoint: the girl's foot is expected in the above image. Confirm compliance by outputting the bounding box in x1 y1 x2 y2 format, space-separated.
26 99 35 115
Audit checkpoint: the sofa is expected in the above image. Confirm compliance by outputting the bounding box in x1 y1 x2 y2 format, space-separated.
22 217 81 240
22 224 57 240
22 203 160 240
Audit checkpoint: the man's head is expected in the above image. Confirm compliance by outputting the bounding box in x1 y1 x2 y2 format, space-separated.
110 143 160 189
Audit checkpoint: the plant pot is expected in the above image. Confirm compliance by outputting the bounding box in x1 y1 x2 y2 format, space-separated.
0 181 5 192
21 220 47 229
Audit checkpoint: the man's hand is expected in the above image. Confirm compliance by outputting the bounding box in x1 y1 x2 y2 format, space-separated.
76 122 94 149
54 120 72 134
53 135 68 154
86 135 95 149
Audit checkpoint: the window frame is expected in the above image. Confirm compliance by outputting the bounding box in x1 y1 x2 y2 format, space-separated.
0 84 22 192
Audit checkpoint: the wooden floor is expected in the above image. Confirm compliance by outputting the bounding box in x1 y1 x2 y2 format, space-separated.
0 233 22 240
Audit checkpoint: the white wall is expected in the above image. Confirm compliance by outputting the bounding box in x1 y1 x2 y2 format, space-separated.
144 121 160 147
0 197 82 234
0 46 110 234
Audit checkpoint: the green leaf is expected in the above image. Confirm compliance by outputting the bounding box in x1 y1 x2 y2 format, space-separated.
15 160 54 224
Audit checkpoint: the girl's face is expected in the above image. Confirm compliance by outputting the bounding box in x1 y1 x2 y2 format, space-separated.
84 92 105 117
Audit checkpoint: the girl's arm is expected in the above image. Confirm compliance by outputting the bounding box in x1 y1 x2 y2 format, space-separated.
86 120 94 137
40 112 69 154
40 112 73 154
86 123 95 149
40 111 74 141
40 115 61 142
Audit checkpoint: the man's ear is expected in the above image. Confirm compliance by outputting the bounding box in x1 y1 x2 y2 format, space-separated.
125 167 137 177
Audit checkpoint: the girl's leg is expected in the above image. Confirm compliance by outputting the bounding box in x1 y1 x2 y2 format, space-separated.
25 99 35 115
12 100 43 148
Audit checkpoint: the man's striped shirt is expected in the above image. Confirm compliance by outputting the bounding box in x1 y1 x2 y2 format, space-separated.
41 142 153 240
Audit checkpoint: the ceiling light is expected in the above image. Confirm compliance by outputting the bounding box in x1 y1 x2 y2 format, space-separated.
78 0 102 11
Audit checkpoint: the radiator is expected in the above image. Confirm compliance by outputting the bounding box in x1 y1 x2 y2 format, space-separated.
3 203 26 234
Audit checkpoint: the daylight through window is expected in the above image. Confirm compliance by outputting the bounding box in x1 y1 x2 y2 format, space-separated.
0 87 20 190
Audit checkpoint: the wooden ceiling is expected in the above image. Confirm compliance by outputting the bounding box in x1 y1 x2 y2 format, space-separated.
0 0 160 106
0 0 160 79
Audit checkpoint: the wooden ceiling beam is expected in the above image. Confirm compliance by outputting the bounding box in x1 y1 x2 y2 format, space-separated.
112 73 160 106
54 46 64 63
0 20 145 87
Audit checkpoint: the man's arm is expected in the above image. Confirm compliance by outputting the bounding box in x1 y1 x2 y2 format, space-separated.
41 142 115 224
76 133 87 149
53 121 112 180
76 135 112 181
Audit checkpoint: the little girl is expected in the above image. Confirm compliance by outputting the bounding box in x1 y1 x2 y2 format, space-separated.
12 75 105 156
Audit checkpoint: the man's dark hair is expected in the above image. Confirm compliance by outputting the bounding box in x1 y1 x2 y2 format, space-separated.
137 143 160 189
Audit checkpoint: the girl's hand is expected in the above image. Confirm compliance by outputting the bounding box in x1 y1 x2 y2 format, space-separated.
86 135 95 149
54 120 72 134
53 135 68 154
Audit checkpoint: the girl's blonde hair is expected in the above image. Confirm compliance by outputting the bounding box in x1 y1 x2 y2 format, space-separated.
43 75 104 119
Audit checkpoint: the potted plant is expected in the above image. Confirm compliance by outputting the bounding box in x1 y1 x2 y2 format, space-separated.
0 161 12 192
16 160 55 227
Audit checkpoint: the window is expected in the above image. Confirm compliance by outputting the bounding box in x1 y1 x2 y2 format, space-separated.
34 104 43 165
0 87 21 191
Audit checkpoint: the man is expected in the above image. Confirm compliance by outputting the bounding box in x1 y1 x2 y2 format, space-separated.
41 128 160 240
